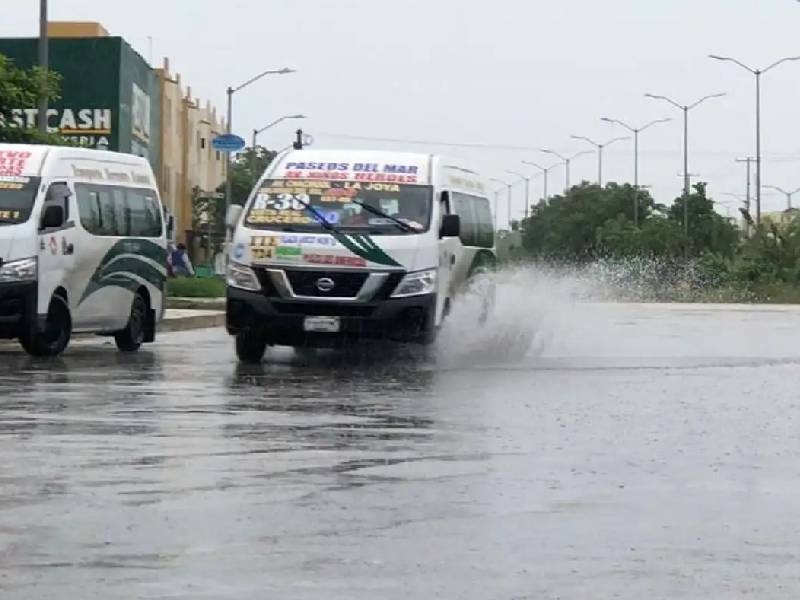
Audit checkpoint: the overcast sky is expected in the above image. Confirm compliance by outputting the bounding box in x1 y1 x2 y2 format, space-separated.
4 0 800 220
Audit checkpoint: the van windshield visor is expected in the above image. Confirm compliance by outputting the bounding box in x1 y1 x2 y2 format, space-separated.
0 176 39 224
244 180 432 234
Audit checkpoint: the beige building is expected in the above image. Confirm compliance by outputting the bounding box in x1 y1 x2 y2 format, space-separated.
155 57 226 244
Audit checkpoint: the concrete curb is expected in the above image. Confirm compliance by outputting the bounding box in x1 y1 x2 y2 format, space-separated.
161 312 226 332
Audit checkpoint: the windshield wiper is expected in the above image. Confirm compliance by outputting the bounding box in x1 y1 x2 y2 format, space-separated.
350 200 415 233
0 218 20 224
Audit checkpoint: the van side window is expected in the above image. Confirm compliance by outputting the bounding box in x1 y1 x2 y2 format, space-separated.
127 188 163 237
76 184 102 234
75 184 162 238
451 192 477 246
473 197 494 248
451 192 493 248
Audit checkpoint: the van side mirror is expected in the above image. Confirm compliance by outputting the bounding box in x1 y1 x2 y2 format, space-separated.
226 204 243 229
440 214 461 238
41 204 65 230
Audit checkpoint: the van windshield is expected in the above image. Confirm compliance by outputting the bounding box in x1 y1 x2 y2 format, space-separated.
244 179 433 234
0 176 40 225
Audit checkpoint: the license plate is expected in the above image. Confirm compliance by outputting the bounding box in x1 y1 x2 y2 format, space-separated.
303 316 341 333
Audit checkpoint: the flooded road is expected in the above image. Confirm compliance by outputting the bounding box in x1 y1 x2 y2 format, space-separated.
2 302 800 599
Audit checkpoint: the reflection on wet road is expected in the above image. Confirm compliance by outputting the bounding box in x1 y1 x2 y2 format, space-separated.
2 303 800 599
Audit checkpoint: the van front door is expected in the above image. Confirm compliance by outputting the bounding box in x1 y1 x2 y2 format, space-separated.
37 182 77 323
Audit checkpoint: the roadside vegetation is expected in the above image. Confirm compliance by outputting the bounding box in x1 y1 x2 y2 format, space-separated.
518 181 800 303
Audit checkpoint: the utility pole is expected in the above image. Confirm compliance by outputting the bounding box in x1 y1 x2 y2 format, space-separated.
37 0 48 134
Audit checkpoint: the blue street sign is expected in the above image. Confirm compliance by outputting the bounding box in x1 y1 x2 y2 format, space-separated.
212 134 246 152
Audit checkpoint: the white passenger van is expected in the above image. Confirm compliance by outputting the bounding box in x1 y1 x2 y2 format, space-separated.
0 144 168 357
225 149 496 362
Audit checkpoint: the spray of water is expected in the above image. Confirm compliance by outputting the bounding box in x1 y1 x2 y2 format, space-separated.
435 256 741 368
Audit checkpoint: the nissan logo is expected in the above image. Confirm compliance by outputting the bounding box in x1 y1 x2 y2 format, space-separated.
315 277 335 293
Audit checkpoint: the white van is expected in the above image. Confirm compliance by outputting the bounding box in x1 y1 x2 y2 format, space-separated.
0 144 168 357
225 149 496 362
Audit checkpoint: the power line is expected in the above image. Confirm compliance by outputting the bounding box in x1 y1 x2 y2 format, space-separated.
315 132 800 160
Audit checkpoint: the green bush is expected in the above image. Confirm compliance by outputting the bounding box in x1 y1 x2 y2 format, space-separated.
166 276 226 298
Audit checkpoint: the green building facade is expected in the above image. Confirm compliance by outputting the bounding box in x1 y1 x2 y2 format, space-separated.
0 36 160 170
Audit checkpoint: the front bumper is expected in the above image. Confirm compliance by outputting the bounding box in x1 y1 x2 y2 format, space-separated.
226 286 437 347
0 281 37 339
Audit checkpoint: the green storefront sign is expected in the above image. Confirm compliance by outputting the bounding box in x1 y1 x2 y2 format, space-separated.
0 36 160 170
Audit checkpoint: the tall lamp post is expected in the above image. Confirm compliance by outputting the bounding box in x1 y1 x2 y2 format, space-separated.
763 185 800 211
224 67 295 234
490 177 512 231
601 116 671 225
569 135 630 186
645 92 725 234
522 160 562 207
505 169 528 226
251 114 306 173
708 54 800 227
540 149 593 193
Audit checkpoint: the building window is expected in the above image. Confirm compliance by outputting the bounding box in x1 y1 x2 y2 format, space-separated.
200 137 206 149
216 151 221 161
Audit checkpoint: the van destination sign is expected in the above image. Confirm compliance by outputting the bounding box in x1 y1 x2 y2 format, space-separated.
283 161 422 183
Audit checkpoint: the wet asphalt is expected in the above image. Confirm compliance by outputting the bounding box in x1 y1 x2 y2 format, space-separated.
2 302 800 599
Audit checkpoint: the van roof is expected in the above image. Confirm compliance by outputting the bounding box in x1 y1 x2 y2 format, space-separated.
0 143 151 179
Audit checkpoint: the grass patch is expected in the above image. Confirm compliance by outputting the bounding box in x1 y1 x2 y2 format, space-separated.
167 276 226 298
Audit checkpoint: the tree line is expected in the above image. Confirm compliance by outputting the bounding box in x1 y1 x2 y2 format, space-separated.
519 181 800 301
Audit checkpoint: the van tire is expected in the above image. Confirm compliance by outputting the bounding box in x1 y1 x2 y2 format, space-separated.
115 292 148 352
235 331 268 363
21 294 72 357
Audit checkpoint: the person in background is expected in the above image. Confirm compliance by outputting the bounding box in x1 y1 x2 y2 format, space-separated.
169 243 195 277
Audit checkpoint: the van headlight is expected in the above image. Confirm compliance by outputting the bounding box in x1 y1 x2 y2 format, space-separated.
226 262 261 291
392 268 437 298
0 257 37 283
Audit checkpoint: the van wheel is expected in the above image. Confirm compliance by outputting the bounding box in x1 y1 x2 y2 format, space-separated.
235 331 268 363
115 292 147 352
21 295 72 357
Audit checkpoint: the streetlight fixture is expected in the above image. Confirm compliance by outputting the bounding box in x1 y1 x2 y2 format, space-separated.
505 169 528 226
645 92 725 235
601 116 671 225
569 135 630 187
251 114 307 150
521 160 562 207
489 177 512 231
763 185 800 211
708 54 800 226
224 66 295 239
540 149 593 193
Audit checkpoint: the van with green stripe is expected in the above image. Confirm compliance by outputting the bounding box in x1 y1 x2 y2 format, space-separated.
0 144 167 357
225 149 496 362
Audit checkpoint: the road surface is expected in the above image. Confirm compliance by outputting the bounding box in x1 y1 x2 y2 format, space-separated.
2 300 800 599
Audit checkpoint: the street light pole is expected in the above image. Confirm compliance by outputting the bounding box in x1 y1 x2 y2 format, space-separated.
645 92 725 204
223 67 295 244
37 0 48 134
764 185 800 211
708 54 800 226
250 114 306 174
601 117 670 225
540 149 592 193
505 170 528 226
489 178 511 232
570 135 630 186
522 160 562 207
735 157 754 234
